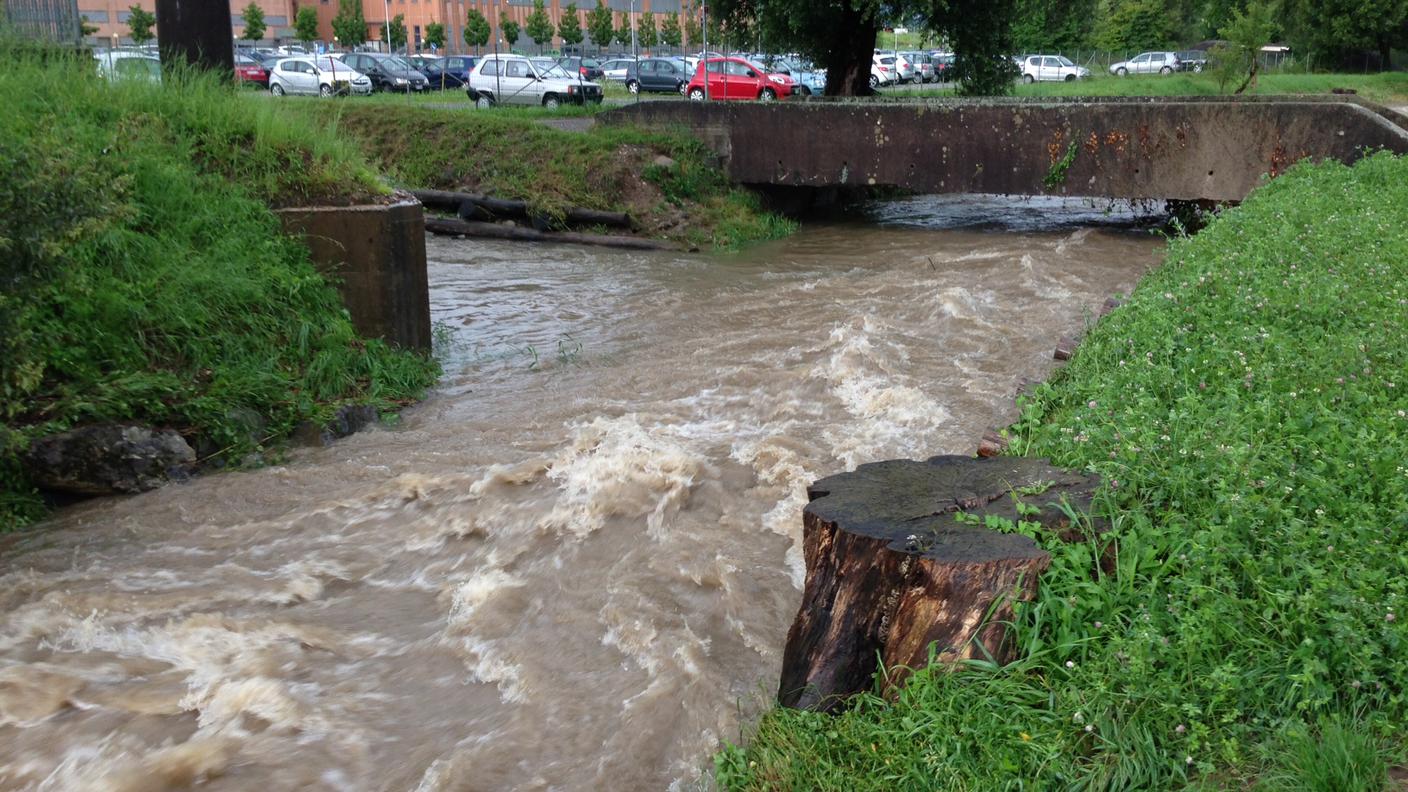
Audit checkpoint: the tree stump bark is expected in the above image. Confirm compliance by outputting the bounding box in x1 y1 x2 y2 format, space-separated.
778 455 1102 711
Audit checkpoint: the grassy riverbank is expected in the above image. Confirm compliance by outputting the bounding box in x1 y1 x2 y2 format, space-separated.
0 53 439 529
293 102 795 249
718 151 1408 789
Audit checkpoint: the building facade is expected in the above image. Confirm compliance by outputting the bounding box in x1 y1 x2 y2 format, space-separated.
80 0 699 54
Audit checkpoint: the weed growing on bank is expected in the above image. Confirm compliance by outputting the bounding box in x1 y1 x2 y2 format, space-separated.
717 152 1408 789
294 103 795 249
0 51 439 529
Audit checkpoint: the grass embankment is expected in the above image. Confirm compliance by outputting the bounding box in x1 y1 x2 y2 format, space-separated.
1009 71 1408 105
0 52 439 529
718 151 1408 790
293 102 794 249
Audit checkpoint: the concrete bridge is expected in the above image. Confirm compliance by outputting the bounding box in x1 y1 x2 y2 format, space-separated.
604 97 1408 203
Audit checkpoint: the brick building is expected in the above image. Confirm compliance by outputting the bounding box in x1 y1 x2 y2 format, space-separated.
80 0 694 55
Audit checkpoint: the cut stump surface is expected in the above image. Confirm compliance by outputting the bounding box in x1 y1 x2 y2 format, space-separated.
779 455 1102 711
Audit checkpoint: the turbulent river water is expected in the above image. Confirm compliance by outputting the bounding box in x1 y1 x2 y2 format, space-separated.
0 196 1161 792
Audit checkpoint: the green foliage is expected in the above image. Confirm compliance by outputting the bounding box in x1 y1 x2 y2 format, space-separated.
718 149 1408 788
558 3 583 48
1012 0 1098 51
80 14 98 37
381 14 407 53
464 9 491 51
1093 0 1187 51
126 4 155 44
306 102 792 250
1218 0 1278 93
682 7 701 47
0 52 437 529
660 12 682 48
331 0 367 47
1003 70 1408 105
1284 0 1408 68
294 6 320 45
500 12 521 48
944 0 1018 95
638 11 658 49
240 2 266 41
525 0 554 50
614 12 633 47
424 22 446 50
587 0 614 51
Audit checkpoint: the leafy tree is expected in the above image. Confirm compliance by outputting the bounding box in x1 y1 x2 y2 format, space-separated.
526 0 554 51
500 12 520 48
425 22 446 50
683 9 701 47
294 6 320 46
381 13 407 52
80 14 99 36
587 1 614 52
1093 0 1186 52
660 12 682 49
127 4 156 44
614 12 633 47
639 11 658 49
1011 0 1097 52
945 0 1020 95
558 3 584 48
331 0 367 47
464 9 491 53
240 2 266 41
1285 0 1408 69
1217 0 1277 92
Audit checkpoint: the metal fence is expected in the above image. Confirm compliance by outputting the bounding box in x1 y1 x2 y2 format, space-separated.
2 0 83 44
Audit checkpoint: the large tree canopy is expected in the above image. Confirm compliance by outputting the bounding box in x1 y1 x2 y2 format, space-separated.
710 0 1018 96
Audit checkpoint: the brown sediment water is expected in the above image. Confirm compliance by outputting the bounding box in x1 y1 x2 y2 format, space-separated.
0 196 1161 791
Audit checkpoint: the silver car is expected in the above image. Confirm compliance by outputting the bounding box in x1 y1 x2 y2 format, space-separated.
467 55 603 109
1109 51 1181 76
269 57 373 96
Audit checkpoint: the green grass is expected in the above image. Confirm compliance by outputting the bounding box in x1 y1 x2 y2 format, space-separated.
0 49 439 529
291 101 794 249
717 151 1408 789
1005 71 1408 105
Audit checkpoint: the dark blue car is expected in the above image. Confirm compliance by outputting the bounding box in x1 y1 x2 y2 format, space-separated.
408 55 478 89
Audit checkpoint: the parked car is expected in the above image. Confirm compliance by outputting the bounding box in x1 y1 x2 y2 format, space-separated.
338 52 429 91
901 51 936 83
931 52 955 80
870 54 899 88
407 55 474 89
766 56 826 95
268 56 373 96
1109 51 1181 75
557 56 604 81
1018 54 1089 82
100 54 161 83
1176 50 1208 72
598 57 635 81
467 55 603 108
234 54 269 86
685 56 797 101
624 57 690 95
874 53 915 83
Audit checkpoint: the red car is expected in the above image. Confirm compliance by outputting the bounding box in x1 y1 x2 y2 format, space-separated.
235 55 269 87
685 57 797 101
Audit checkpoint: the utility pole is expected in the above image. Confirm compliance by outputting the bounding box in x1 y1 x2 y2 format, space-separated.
631 0 638 104
155 0 234 74
701 0 708 100
383 0 392 52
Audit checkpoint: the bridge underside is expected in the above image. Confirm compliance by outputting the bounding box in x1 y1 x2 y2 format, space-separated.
605 97 1408 203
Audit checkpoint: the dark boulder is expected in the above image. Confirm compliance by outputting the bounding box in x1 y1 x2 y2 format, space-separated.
26 424 196 496
292 405 380 447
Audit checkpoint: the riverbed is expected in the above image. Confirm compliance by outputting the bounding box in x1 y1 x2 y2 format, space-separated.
0 196 1161 791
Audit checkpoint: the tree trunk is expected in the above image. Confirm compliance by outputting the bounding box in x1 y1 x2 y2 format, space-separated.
778 455 1103 712
822 2 877 96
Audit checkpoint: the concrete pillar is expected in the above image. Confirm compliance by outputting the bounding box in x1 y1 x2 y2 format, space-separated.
277 200 433 352
155 0 234 74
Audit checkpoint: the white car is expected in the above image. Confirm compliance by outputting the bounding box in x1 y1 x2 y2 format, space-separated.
870 54 899 88
269 56 372 97
1109 51 1181 76
1019 54 1090 82
467 55 603 108
598 58 634 82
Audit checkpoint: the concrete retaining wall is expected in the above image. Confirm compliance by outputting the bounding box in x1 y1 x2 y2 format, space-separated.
606 96 1408 202
277 200 432 352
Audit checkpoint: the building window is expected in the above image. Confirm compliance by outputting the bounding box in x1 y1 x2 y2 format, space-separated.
80 9 109 21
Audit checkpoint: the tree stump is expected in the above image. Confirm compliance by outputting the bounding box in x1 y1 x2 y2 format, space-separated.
778 455 1102 711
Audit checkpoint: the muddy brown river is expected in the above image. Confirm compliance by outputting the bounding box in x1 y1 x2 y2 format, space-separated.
0 196 1161 791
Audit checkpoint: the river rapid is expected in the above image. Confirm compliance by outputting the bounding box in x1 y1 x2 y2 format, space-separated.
0 196 1161 791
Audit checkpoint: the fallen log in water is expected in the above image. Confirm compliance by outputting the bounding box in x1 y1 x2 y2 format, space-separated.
424 216 684 252
411 189 633 230
778 455 1103 712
